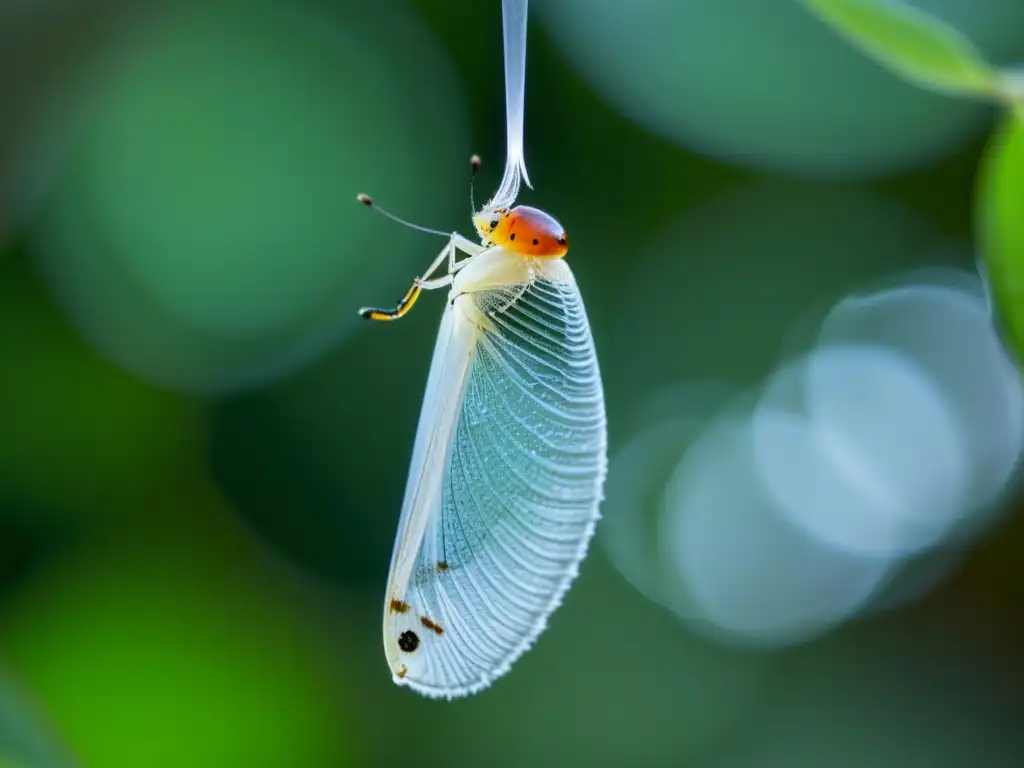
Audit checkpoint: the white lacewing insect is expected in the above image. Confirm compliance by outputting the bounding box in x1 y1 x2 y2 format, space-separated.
355 0 606 699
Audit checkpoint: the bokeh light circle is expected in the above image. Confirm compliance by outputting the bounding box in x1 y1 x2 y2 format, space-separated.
604 182 941 407
817 271 1024 518
29 3 468 394
660 409 892 648
0 541 353 767
599 382 736 611
802 344 970 557
536 0 1024 177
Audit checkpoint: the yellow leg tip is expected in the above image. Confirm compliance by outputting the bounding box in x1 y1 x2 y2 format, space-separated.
359 307 397 321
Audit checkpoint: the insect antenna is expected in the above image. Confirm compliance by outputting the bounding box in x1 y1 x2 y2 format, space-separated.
356 193 451 238
469 154 482 215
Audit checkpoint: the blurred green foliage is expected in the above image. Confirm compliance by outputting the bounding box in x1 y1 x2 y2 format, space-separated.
26 1 468 394
0 532 355 768
535 0 1024 178
0 255 203 527
799 0 1024 375
979 113 1024 362
803 0 1000 97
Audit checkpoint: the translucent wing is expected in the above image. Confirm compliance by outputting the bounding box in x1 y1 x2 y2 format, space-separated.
384 259 606 698
489 0 532 209
383 304 476 620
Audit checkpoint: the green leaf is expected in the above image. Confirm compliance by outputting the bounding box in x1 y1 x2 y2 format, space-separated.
803 0 1000 99
977 111 1024 364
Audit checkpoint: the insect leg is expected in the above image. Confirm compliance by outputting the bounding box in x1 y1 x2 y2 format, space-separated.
453 235 486 255
358 239 456 321
450 235 487 273
416 274 454 290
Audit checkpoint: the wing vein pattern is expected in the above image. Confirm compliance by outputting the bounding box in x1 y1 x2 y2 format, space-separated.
397 262 606 697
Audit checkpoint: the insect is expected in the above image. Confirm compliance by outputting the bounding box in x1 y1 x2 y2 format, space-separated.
357 0 606 699
356 152 607 698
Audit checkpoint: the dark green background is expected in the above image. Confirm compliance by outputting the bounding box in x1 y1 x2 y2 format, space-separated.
0 1 1022 765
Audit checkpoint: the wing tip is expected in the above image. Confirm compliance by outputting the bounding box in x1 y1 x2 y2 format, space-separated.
386 479 606 702
392 669 503 701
